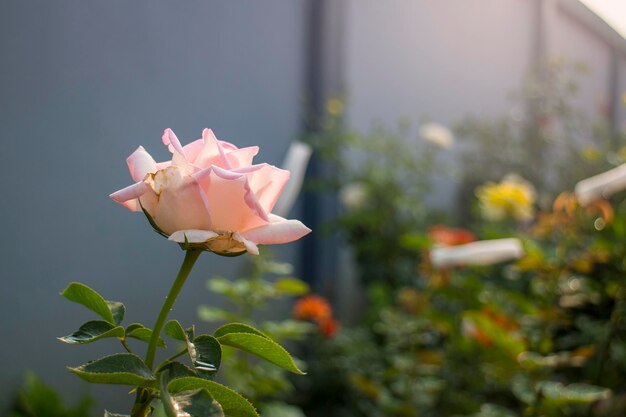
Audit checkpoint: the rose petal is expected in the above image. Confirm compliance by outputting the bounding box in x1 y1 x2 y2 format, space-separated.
234 163 290 213
110 181 149 212
196 167 264 226
169 229 219 243
194 128 231 168
182 138 204 163
151 172 212 235
193 166 268 232
162 128 185 156
127 146 158 182
242 214 311 245
225 146 259 168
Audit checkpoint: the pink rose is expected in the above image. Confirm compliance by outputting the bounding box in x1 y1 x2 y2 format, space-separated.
110 128 311 255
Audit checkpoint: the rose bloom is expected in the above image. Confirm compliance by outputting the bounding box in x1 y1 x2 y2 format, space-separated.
419 122 454 149
429 238 524 268
428 225 476 247
110 128 311 255
293 295 332 322
318 318 340 338
475 174 536 222
575 163 626 206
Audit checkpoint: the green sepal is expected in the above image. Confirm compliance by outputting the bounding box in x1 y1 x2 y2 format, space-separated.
168 377 258 417
215 325 304 374
139 200 169 238
68 353 156 388
213 323 269 339
61 282 124 325
58 320 125 344
125 323 166 347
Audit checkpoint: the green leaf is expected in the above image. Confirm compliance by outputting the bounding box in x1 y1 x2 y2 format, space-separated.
125 323 166 347
214 323 269 339
158 362 197 380
178 389 224 417
216 332 305 374
69 353 156 388
165 320 194 341
274 278 309 295
168 377 258 417
61 282 124 325
104 412 129 417
59 320 125 344
190 335 222 377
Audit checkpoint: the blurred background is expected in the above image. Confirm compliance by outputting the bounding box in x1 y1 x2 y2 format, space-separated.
1 1 626 416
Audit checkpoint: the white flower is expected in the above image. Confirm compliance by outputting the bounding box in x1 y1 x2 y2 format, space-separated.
430 238 524 268
575 163 626 206
339 182 369 210
419 122 454 149
273 141 313 217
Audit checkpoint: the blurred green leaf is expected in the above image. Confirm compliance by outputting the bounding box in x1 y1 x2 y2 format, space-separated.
198 306 238 323
538 381 611 404
274 278 309 295
8 373 94 417
58 320 124 344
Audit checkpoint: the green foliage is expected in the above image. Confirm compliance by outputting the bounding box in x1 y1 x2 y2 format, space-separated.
5 373 94 417
298 63 626 417
60 265 303 416
199 252 312 413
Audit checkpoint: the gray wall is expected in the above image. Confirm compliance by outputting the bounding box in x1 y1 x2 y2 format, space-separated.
0 1 307 413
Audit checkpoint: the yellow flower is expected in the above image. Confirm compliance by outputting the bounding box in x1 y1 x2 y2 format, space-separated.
476 174 536 221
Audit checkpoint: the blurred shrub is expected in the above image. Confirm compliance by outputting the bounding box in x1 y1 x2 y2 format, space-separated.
4 373 93 417
198 253 319 416
296 59 626 417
